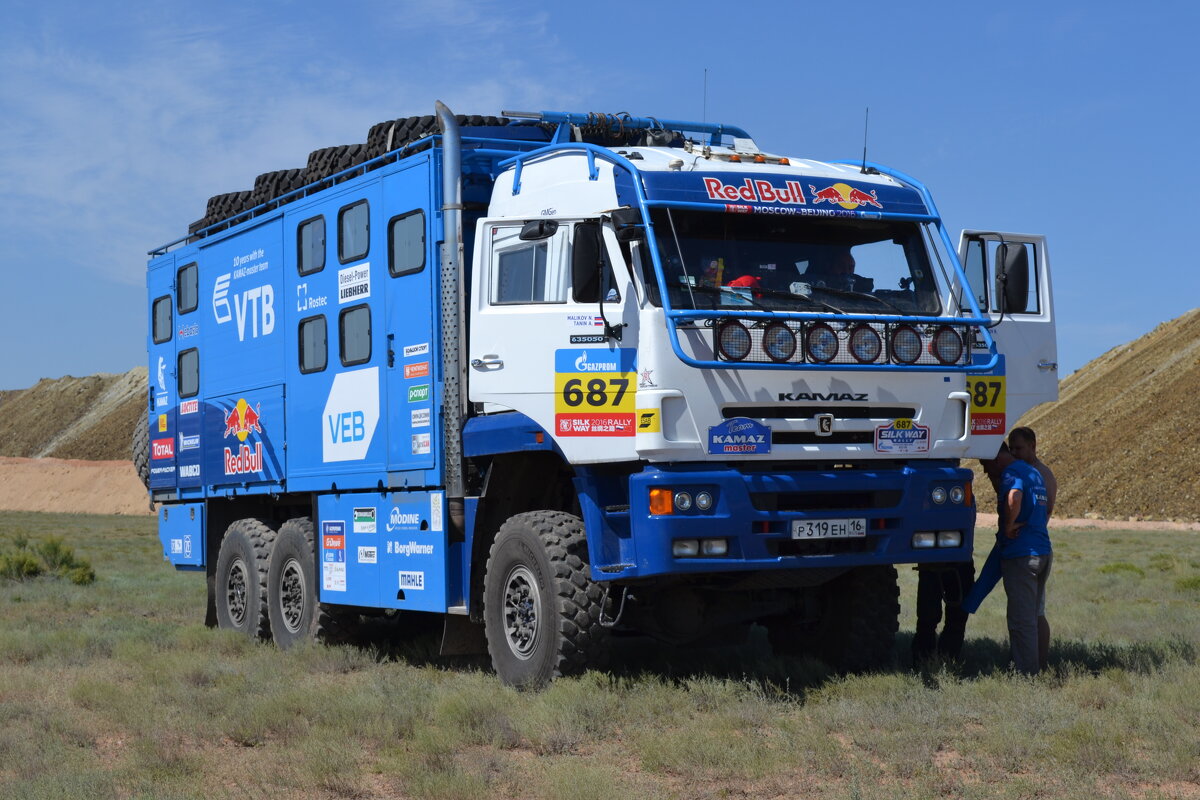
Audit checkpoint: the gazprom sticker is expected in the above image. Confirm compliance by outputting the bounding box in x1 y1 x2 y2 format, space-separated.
874 419 930 454
707 417 771 455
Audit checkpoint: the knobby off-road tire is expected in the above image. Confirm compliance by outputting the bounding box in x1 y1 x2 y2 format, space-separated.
267 517 318 649
214 518 276 639
483 511 608 688
131 417 149 489
766 565 900 672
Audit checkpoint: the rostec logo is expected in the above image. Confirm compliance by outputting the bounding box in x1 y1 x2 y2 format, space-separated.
151 438 174 459
809 183 883 210
213 272 275 341
704 177 806 205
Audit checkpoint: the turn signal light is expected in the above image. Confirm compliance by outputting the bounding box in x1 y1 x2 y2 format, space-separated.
649 488 673 515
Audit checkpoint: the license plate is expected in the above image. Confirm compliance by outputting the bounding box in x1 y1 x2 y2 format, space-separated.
791 518 867 539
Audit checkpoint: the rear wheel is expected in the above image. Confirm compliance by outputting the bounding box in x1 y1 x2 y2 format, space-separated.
267 518 317 649
214 519 275 639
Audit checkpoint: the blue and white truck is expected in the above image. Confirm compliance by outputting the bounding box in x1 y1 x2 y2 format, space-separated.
141 103 1057 685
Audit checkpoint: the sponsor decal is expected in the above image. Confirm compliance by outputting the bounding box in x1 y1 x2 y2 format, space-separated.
636 409 661 433
430 492 443 533
323 562 346 592
158 414 168 433
386 507 421 532
224 443 263 475
777 392 868 402
388 541 434 556
638 368 657 388
412 432 431 455
296 282 328 312
177 322 199 339
157 356 167 392
352 507 376 534
221 398 265 475
554 348 638 437
567 314 605 329
399 571 425 590
874 419 930 454
968 355 1007 435
411 408 430 428
404 361 430 379
150 465 176 475
322 367 380 462
816 413 834 436
407 384 430 403
156 392 169 409
170 539 182 555
179 433 200 451
179 464 200 478
337 264 371 304
809 183 883 210
704 177 807 206
707 417 772 455
570 334 607 344
322 522 346 563
152 438 175 459
358 546 377 564
214 271 275 341
179 400 199 415
403 342 429 358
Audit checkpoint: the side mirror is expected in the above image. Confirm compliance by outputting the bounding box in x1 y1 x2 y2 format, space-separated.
996 242 1030 314
610 207 645 243
571 222 602 302
519 219 558 240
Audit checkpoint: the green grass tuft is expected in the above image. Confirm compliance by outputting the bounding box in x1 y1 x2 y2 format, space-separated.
0 534 95 584
1098 562 1145 577
1175 576 1200 592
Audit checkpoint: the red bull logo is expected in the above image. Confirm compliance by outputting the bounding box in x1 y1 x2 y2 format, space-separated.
703 177 806 206
222 398 263 443
808 183 883 210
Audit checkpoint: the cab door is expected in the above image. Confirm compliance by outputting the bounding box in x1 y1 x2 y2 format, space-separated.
958 231 1057 440
147 257 177 491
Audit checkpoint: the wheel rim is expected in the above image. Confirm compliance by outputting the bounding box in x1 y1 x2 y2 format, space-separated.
502 565 541 660
226 556 249 626
279 557 307 634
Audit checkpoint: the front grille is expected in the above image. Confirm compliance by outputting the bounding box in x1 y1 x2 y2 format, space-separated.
767 537 870 557
771 431 875 445
752 490 902 512
724 405 916 420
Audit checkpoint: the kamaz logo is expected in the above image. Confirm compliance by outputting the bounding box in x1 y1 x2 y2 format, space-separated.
778 392 868 402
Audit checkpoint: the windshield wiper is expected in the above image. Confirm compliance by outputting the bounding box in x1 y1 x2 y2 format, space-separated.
751 286 847 315
684 283 774 312
808 284 908 315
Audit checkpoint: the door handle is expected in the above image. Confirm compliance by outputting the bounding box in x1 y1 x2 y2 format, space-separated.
471 356 504 369
1037 360 1058 371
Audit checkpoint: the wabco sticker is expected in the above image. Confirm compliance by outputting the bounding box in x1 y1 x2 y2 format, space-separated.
403 342 429 358
553 348 637 437
337 264 371 304
353 507 376 533
810 183 883 210
399 571 425 591
636 409 661 433
707 417 772 455
875 419 930 454
179 464 200 478
358 546 377 565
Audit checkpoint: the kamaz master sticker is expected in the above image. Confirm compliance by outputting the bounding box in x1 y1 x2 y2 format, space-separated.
554 348 637 437
708 417 771 455
874 419 930 454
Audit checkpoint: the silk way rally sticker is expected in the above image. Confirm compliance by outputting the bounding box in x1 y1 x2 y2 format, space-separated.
874 419 930 454
707 417 771 455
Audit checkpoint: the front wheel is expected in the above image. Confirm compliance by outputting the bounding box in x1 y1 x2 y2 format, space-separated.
483 511 608 688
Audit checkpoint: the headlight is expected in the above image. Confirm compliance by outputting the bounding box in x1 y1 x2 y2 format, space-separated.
701 539 728 556
762 322 797 362
931 487 947 504
717 321 752 361
932 326 963 365
949 486 965 504
673 539 700 557
937 531 962 548
890 325 922 364
674 491 693 511
805 323 839 363
849 325 882 363
695 491 714 511
912 532 936 548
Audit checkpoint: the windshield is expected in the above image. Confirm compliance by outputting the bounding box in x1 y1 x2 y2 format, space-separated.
645 209 942 316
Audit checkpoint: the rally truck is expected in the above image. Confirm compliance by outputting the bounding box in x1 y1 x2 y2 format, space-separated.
140 102 1057 686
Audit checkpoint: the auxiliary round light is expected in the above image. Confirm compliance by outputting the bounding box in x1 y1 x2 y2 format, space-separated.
762 322 797 362
717 321 752 361
805 323 839 363
932 326 964 365
674 492 693 511
949 486 965 504
890 325 922 364
931 487 947 505
849 325 883 363
695 491 714 511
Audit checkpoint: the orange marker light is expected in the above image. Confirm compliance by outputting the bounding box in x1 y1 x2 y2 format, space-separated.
729 154 742 162
754 154 766 163
964 481 973 507
779 158 791 166
649 488 674 515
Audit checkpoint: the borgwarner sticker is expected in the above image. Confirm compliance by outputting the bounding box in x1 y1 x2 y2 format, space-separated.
707 417 772 455
874 419 930 454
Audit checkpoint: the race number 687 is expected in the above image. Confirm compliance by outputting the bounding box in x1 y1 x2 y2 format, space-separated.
561 377 629 408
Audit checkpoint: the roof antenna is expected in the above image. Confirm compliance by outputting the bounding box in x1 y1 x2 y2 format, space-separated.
703 67 708 123
860 107 879 174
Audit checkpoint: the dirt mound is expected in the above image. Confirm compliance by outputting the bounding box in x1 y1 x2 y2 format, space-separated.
0 368 146 460
0 457 151 516
1010 308 1200 522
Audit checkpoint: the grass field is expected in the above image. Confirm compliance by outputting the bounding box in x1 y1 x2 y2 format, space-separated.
2 511 1198 800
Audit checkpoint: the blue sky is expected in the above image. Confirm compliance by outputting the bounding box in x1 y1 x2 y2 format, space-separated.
2 0 1197 390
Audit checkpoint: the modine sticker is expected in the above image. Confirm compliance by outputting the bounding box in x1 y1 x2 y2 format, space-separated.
412 432 431 455
403 342 429 358
357 546 377 565
399 571 425 591
874 419 930 454
352 507 376 533
337 264 371 304
553 348 638 437
322 367 380 462
707 417 771 455
411 408 430 428
386 506 421 532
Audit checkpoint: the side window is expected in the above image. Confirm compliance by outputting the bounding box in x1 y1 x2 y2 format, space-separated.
339 305 371 366
339 200 369 263
962 239 988 312
389 210 425 277
493 242 565 304
299 315 327 373
177 263 198 313
152 296 172 344
298 216 326 275
178 348 199 398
